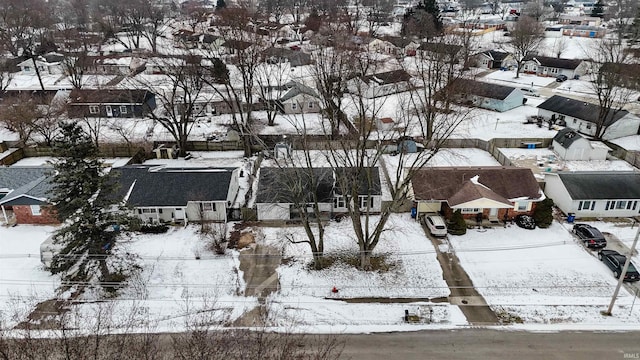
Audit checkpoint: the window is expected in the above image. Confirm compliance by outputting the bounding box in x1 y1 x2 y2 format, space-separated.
120 105 127 114
461 208 481 214
334 196 345 208
30 205 41 216
616 201 628 210
140 208 157 214
308 102 314 109
23 66 31 72
291 102 298 110
359 196 374 209
572 119 577 124
551 68 558 74
89 105 99 114
200 202 216 212
515 202 528 211
586 123 591 130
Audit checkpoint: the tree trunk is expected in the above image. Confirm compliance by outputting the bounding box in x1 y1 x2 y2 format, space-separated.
32 57 45 92
359 250 372 270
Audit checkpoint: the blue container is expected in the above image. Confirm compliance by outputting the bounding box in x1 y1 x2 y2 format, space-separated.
411 207 417 219
567 213 575 223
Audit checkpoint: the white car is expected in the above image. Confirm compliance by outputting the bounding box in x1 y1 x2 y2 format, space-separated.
520 88 540 97
424 215 448 237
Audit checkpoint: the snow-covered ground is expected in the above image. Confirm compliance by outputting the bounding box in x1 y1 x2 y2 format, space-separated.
448 222 640 326
0 225 59 323
499 148 636 172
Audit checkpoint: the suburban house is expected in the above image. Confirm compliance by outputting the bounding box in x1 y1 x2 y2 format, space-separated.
348 69 413 98
537 95 640 140
552 127 609 161
522 55 588 79
411 167 544 221
417 42 462 62
447 79 524 112
382 36 421 56
275 81 322 114
261 47 312 67
256 167 334 221
79 55 147 75
562 25 606 38
473 50 514 69
255 167 382 221
220 39 254 56
67 89 157 118
559 15 602 26
544 172 640 218
0 167 57 225
110 166 241 223
17 54 64 76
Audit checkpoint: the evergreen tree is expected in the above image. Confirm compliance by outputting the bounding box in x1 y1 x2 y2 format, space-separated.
402 0 443 38
591 0 605 18
216 0 226 10
447 210 467 235
533 198 554 228
48 122 131 293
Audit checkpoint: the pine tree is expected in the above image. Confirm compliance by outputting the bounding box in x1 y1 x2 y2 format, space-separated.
402 0 443 38
591 0 605 18
417 0 443 33
216 0 226 10
48 122 131 293
533 198 554 228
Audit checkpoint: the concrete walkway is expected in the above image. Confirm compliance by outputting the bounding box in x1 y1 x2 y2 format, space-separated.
422 223 499 325
233 243 281 327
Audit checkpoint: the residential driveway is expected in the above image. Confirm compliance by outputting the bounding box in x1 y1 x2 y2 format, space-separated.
601 232 640 296
421 223 499 325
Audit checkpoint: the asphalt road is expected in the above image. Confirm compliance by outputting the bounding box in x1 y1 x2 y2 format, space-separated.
335 329 640 360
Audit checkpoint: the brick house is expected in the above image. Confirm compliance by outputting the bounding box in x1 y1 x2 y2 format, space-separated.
411 167 544 222
0 169 58 225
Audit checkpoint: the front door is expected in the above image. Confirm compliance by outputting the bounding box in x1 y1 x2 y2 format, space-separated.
105 105 113 117
174 208 185 221
489 208 498 218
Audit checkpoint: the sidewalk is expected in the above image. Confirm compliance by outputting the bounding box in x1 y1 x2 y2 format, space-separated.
422 223 499 325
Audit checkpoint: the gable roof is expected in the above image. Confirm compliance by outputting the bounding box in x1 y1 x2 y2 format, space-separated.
110 166 234 207
261 47 312 67
553 127 585 148
278 81 320 102
479 50 510 62
417 42 462 56
222 39 253 51
0 167 52 193
556 172 640 200
68 89 152 105
412 167 541 202
0 175 53 206
537 95 629 126
447 180 513 208
450 78 517 100
334 167 382 196
361 69 412 86
523 55 583 70
256 167 334 204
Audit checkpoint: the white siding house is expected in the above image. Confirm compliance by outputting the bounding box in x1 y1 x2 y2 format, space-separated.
544 172 640 218
552 128 609 161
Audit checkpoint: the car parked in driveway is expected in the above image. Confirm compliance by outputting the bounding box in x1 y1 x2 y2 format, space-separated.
556 74 568 82
572 224 607 248
598 249 640 282
424 215 448 237
520 88 540 97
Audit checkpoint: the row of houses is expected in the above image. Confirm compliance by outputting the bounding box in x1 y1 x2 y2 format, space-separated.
4 156 640 226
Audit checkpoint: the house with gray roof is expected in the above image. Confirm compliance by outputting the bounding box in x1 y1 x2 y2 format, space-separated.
544 172 640 218
473 50 515 69
446 79 524 112
348 69 413 98
110 165 240 223
552 127 609 161
522 55 588 79
0 167 57 225
537 95 640 140
275 81 322 114
255 167 382 221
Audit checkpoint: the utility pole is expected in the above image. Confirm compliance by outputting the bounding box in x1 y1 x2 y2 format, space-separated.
602 225 640 316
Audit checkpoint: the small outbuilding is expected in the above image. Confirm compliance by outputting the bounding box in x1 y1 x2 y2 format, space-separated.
552 128 609 161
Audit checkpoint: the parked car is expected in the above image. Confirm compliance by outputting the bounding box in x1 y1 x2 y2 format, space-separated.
572 223 607 248
520 88 540 97
424 215 448 237
598 249 640 282
556 74 568 82
514 214 536 229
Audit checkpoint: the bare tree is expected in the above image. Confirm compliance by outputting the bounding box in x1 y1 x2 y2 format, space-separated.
505 16 545 78
134 55 208 157
552 36 569 58
0 94 42 146
255 55 290 126
200 222 228 255
584 39 636 139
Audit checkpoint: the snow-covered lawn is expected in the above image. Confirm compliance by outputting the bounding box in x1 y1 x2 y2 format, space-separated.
0 225 59 323
448 222 640 324
499 147 635 172
484 69 557 88
261 214 467 329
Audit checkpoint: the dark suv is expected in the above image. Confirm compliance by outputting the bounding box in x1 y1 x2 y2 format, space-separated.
572 224 607 248
598 249 640 282
556 74 568 82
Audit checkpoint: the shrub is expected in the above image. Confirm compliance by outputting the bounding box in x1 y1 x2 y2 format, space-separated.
140 224 169 234
533 198 554 228
447 209 467 235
